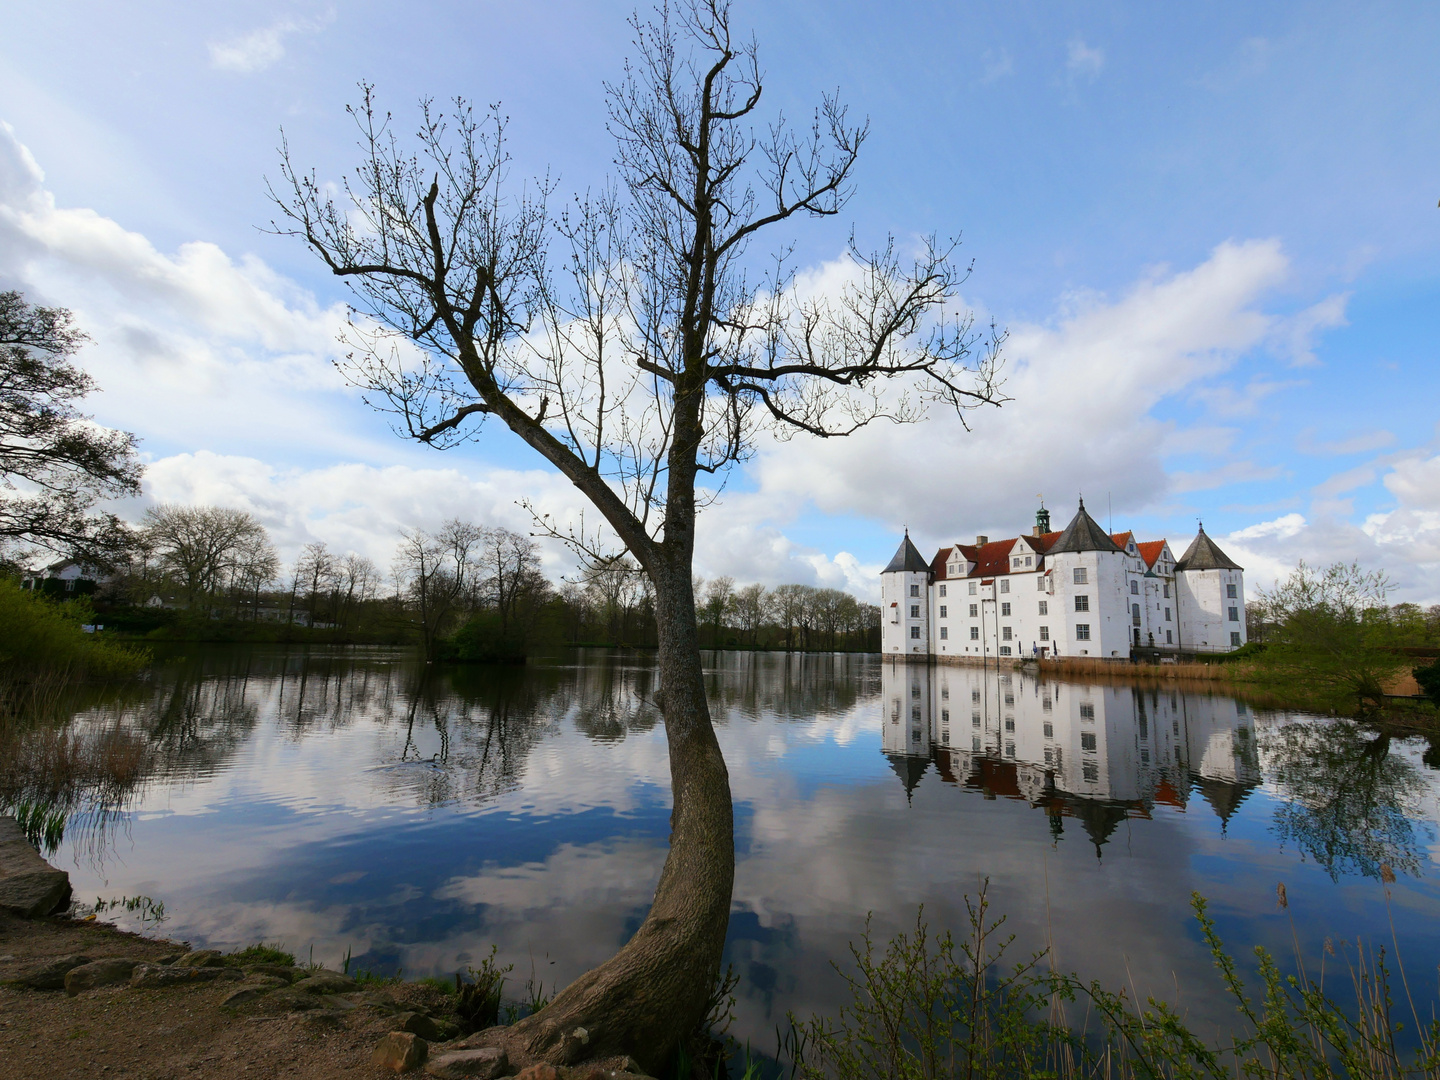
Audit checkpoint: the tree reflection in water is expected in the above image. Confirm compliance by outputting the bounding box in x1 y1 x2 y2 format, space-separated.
1262 720 1429 880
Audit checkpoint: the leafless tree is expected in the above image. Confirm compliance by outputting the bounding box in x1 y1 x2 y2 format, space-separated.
700 574 735 645
768 582 807 652
143 505 270 612
273 1 1003 1067
292 541 338 626
479 526 545 636
338 552 382 629
393 520 485 655
731 582 766 645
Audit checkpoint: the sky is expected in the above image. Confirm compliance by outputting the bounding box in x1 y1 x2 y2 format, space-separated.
1 1 1438 601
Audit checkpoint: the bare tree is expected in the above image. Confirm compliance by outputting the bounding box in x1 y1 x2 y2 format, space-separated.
731 582 767 645
338 552 381 629
143 505 269 612
479 526 543 636
768 582 807 652
274 1 1002 1067
393 520 484 655
700 574 735 646
292 541 337 626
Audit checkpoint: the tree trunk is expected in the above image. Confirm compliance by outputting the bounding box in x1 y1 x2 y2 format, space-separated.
502 555 734 1073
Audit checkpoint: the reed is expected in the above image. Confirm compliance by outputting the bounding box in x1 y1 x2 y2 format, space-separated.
782 883 1440 1080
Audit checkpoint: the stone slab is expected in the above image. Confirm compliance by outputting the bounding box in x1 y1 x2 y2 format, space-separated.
0 816 71 918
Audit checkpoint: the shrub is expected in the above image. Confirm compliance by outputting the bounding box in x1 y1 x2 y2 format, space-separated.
0 578 148 683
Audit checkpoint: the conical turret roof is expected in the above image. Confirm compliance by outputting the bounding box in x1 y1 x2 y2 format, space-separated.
883 531 932 574
886 752 930 802
1174 525 1242 571
1047 500 1123 555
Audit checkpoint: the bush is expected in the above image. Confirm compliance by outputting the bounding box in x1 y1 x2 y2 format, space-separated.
0 578 148 685
438 612 527 664
1416 659 1440 707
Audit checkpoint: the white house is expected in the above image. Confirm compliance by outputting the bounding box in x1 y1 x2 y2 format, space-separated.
880 502 1246 661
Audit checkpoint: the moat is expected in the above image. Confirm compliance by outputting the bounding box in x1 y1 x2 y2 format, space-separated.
13 646 1440 1051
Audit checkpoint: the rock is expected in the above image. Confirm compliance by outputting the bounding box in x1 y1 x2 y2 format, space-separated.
395 1011 442 1041
373 1031 428 1072
0 817 72 918
174 949 226 968
514 1066 559 1080
129 963 243 989
221 987 264 1007
266 988 327 1012
423 1047 509 1079
155 953 185 965
245 973 290 990
292 972 358 995
12 954 90 990
243 962 297 981
64 957 138 995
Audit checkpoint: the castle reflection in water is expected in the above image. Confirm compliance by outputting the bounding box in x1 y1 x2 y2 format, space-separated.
881 660 1263 853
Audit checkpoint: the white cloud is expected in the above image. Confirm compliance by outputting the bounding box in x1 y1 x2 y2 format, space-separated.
1066 37 1105 79
742 239 1292 547
1297 428 1395 456
208 13 334 74
1272 293 1349 366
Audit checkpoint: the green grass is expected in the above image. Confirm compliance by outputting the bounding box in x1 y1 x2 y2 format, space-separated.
228 943 296 967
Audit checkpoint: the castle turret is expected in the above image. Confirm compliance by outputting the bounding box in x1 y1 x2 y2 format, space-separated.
881 531 933 656
1174 524 1246 653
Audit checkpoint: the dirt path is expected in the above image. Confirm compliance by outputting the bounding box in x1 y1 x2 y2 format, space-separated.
0 911 447 1080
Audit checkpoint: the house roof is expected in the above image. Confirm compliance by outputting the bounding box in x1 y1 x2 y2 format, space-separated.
1137 540 1168 569
883 532 933 574
1174 525 1242 572
1047 501 1123 555
930 546 954 579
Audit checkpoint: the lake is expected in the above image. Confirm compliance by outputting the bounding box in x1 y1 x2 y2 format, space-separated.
15 646 1440 1056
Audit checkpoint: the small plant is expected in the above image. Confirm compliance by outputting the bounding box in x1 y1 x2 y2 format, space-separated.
230 943 295 967
456 946 512 1033
91 894 167 929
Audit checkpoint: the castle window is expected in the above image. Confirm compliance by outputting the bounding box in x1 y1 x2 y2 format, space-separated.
972 690 981 703
1002 627 1012 641
968 581 977 595
1083 762 1098 782
1163 582 1170 598
911 706 920 721
1039 626 1049 641
972 712 980 726
1005 741 1015 757
942 709 949 723
1081 732 1097 752
910 584 919 597
910 605 919 618
969 603 978 617
1012 557 1021 568
1165 607 1171 621
1227 583 1237 598
1038 601 1048 616
1080 703 1095 720
1043 722 1054 738
910 626 920 639
939 584 947 597
942 730 950 745
1228 606 1239 622
969 626 979 640
1036 575 1045 590
1042 697 1052 711
1000 646 1012 656
1231 632 1242 646
941 688 949 699
1166 630 1173 644
1001 602 1011 617
939 605 948 618
1130 580 1139 595
1074 595 1089 612
1005 718 1015 732
939 626 948 639
973 736 981 751
912 685 920 698
1000 579 1010 594
1073 567 1088 585
1044 747 1053 764
1075 624 1091 640
1025 555 1032 566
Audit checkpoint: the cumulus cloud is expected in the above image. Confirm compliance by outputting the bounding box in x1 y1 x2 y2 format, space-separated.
208 12 334 74
740 239 1292 547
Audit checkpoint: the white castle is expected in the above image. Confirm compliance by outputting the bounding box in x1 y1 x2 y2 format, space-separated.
880 501 1247 660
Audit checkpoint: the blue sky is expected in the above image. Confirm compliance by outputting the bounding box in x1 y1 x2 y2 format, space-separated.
1 1 1437 599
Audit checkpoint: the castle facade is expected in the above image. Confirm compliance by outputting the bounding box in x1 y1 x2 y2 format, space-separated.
880 501 1247 660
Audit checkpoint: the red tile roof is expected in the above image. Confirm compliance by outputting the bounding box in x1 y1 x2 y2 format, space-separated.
1137 540 1167 569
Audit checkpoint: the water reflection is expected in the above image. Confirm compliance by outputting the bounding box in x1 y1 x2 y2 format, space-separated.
2 646 1437 1054
880 661 1261 853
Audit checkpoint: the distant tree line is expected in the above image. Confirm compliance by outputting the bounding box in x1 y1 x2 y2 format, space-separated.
30 503 879 657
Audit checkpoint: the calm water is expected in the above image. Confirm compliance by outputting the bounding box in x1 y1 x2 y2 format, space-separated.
26 647 1440 1048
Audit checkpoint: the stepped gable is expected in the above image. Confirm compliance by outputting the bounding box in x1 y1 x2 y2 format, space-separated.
1047 500 1123 555
1174 523 1242 572
1137 540 1167 569
1111 530 1135 550
883 531 932 574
